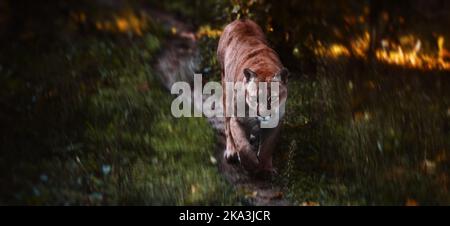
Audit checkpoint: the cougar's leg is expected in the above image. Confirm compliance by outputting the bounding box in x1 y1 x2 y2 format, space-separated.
222 77 238 162
257 126 280 172
230 118 259 171
224 117 239 162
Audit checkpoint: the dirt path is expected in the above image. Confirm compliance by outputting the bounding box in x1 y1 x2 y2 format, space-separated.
152 10 290 206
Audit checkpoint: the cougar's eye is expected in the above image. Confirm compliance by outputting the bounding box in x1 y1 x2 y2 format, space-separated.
271 96 279 102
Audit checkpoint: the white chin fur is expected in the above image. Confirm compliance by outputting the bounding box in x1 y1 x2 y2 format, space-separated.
257 116 271 122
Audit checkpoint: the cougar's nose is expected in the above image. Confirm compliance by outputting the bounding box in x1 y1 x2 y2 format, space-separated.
257 115 271 122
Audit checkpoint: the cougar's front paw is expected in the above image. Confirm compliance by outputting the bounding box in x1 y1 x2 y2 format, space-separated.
224 149 239 164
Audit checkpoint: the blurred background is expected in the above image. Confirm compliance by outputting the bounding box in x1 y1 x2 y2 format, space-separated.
0 0 449 205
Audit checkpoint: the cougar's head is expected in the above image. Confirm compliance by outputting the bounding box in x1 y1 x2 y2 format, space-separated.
243 67 289 128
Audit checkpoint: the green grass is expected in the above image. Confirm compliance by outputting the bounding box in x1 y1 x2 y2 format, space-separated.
276 59 450 205
0 4 237 205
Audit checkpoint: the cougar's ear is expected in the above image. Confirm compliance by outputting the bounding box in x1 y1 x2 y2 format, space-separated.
277 67 289 83
243 68 257 83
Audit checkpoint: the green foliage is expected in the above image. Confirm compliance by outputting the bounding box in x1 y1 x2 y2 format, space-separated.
276 59 450 205
0 3 237 205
